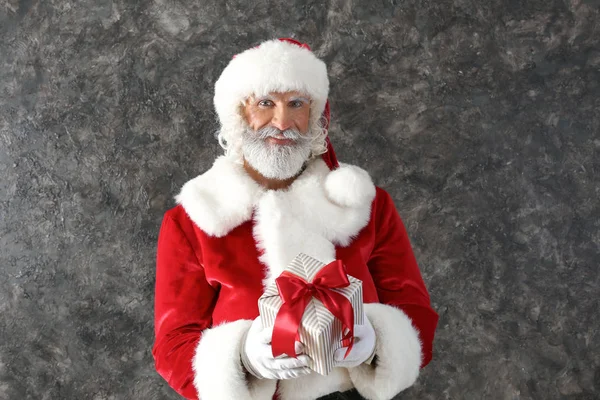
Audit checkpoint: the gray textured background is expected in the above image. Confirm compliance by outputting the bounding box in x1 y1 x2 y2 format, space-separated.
1 0 599 399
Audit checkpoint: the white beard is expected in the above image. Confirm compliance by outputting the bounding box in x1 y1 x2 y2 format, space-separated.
241 126 313 180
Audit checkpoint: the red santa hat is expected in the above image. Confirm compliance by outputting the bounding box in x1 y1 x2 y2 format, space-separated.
214 38 339 170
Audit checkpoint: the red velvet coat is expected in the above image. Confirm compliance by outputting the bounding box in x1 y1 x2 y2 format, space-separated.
153 156 438 400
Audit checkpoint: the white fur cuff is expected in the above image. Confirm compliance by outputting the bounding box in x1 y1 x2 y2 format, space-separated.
193 320 277 400
348 303 422 400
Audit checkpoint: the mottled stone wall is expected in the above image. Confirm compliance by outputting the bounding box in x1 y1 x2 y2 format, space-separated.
1 0 598 399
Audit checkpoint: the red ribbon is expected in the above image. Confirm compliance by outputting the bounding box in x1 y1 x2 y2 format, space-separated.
271 260 355 359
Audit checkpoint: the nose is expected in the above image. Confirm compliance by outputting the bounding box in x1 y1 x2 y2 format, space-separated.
270 106 293 131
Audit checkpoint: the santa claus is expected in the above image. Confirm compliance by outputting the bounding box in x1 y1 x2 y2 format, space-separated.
153 38 439 400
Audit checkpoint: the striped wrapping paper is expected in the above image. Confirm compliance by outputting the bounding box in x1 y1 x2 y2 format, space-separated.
258 253 363 376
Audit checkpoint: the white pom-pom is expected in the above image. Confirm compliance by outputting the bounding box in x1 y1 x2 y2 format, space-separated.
324 164 376 208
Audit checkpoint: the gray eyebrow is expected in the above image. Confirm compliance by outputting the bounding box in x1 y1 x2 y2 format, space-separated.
256 95 276 102
289 97 310 103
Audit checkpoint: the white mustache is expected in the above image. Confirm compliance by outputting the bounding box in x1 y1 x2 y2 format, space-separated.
241 125 313 180
254 126 307 142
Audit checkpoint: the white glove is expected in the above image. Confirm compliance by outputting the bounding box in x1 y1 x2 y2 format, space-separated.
241 317 312 380
333 313 376 368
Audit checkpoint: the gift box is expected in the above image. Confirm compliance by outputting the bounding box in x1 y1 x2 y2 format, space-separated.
258 253 363 376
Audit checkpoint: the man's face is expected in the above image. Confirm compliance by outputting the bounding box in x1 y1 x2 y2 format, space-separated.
241 91 314 180
243 91 311 134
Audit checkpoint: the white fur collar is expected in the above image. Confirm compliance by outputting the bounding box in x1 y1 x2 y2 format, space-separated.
176 156 264 237
177 156 376 286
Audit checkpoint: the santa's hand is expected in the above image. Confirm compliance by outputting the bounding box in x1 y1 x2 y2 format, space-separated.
333 313 376 368
241 317 311 380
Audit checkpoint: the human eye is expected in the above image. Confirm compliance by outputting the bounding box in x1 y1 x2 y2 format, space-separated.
258 99 274 107
289 99 306 108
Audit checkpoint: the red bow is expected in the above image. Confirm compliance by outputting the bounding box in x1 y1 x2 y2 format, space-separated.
271 260 355 359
